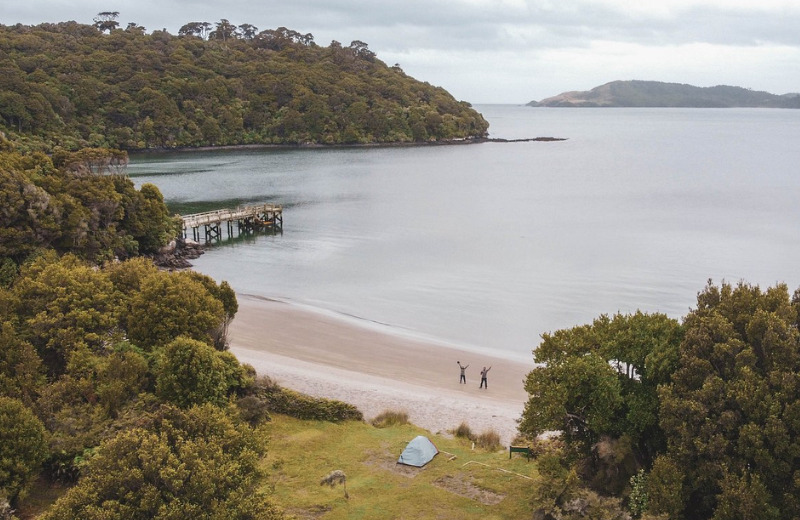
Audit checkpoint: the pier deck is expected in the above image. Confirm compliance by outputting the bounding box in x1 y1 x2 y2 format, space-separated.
181 203 282 242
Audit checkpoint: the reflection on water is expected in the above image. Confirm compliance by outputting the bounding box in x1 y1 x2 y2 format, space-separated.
128 106 800 358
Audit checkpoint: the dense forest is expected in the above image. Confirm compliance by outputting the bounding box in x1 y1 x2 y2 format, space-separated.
0 17 489 152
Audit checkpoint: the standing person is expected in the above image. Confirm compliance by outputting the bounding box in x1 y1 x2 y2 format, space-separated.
479 366 492 389
457 361 469 384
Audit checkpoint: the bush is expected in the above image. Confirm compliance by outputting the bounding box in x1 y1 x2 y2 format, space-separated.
371 410 409 428
252 376 362 422
265 388 363 422
40 404 284 520
475 429 501 451
453 421 473 440
155 336 238 408
237 395 271 426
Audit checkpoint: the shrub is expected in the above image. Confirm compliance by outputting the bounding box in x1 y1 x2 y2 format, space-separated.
155 336 237 408
475 429 501 451
453 421 473 440
251 377 362 422
237 395 271 426
371 410 409 428
40 404 284 520
265 387 363 422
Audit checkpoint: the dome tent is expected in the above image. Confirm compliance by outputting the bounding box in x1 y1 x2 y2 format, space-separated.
397 435 439 467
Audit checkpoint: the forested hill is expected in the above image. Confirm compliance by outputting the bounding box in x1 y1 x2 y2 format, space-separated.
528 80 800 108
0 21 489 151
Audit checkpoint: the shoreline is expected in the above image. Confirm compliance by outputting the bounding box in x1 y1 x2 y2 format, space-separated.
127 136 567 155
228 294 536 444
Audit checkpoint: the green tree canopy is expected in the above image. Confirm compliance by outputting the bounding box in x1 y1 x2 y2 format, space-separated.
155 336 248 408
521 312 683 465
0 396 48 503
0 147 176 264
653 281 800 519
126 271 227 350
41 404 283 519
0 21 489 151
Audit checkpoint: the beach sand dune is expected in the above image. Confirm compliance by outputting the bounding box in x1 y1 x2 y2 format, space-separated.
229 295 537 444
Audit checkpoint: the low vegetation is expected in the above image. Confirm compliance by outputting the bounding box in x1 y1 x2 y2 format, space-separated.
262 414 539 519
451 422 501 451
370 409 410 428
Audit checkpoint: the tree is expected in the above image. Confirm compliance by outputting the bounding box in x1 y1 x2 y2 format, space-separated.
0 397 48 503
52 147 128 175
126 271 225 350
155 336 246 408
41 404 284 519
92 12 119 33
656 281 800 519
125 22 145 34
12 253 120 374
178 22 209 39
209 19 237 41
0 21 489 150
520 312 683 463
238 23 258 40
183 272 238 349
0 322 44 407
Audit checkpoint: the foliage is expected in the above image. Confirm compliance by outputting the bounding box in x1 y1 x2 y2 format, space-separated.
11 252 121 374
450 422 501 451
453 421 473 440
126 271 226 350
155 336 248 408
370 409 409 428
0 21 489 152
0 397 48 503
475 429 501 451
520 311 683 466
0 145 267 517
654 281 800 519
521 281 800 519
628 469 648 518
0 322 45 406
252 375 363 422
0 147 175 264
40 404 284 520
236 395 271 426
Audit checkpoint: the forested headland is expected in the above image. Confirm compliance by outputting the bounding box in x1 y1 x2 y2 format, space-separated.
0 18 489 152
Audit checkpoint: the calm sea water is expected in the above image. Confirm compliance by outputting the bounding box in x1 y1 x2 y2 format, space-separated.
127 105 800 360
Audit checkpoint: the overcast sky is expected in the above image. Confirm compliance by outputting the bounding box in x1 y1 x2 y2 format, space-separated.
3 1 799 103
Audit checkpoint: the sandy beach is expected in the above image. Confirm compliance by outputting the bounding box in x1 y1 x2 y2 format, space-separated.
228 294 537 444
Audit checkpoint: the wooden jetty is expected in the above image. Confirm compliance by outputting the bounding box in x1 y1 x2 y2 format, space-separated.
181 203 283 242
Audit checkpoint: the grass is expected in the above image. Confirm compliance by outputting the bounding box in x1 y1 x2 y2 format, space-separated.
259 414 541 519
370 409 410 428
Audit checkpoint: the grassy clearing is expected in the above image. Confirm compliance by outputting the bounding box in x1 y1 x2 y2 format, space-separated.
260 414 540 519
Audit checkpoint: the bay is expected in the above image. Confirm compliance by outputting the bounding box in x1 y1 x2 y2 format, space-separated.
127 105 800 360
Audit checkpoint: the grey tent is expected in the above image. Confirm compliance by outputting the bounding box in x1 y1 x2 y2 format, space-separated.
397 435 439 467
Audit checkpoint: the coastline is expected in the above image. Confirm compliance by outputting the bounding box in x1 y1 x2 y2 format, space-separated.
127 136 566 155
228 294 536 444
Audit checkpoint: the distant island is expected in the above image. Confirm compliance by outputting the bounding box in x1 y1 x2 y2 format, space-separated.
527 80 800 108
